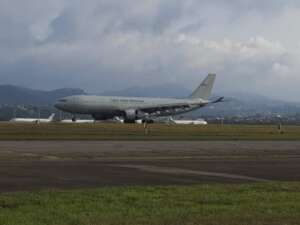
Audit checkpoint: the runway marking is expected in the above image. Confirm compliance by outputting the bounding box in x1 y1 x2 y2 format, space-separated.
116 165 270 182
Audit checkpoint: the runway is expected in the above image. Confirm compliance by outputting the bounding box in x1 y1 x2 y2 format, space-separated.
0 141 300 191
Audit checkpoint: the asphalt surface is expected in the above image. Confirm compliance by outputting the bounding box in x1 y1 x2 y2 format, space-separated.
0 141 300 192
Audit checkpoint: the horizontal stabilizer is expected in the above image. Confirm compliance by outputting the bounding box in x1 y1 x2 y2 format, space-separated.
212 97 224 104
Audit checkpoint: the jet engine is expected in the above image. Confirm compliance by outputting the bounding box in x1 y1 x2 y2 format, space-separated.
124 109 149 123
124 109 138 123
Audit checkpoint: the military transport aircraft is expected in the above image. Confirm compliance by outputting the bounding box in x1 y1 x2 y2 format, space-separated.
55 74 223 123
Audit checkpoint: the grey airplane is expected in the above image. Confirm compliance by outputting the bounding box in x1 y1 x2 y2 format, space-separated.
55 74 223 123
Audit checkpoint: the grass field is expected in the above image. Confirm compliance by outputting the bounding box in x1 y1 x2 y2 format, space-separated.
0 182 299 225
0 123 300 140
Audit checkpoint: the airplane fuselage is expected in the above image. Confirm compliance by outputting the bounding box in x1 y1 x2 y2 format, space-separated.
171 119 208 125
10 114 55 123
55 95 208 120
10 119 52 123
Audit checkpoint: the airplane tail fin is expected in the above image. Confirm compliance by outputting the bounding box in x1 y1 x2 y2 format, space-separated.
169 117 175 124
189 74 216 100
48 113 55 121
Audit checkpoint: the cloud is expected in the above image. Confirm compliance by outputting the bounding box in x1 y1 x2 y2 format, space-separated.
0 0 300 100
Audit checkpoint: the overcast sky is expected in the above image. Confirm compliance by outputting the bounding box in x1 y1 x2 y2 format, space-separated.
1 0 300 100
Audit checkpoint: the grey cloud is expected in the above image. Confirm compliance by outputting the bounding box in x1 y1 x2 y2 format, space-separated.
0 0 300 101
45 10 77 43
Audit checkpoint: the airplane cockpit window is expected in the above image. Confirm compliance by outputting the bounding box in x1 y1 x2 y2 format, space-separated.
59 99 67 102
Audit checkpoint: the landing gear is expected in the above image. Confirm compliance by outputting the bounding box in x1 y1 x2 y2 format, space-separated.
142 119 154 124
123 119 136 124
92 114 115 121
72 115 77 122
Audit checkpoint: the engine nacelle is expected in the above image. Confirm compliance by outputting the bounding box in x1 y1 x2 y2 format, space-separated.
123 109 148 123
125 109 138 121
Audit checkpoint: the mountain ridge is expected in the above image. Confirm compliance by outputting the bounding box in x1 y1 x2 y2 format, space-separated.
0 84 299 117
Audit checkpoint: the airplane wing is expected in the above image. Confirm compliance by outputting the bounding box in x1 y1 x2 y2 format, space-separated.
137 103 202 118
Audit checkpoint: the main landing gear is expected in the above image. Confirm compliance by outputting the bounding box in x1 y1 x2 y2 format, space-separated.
72 115 77 122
